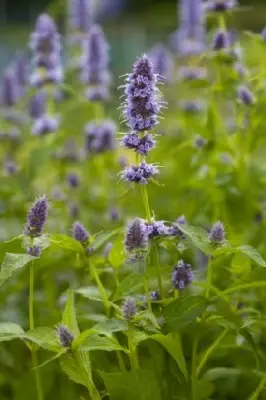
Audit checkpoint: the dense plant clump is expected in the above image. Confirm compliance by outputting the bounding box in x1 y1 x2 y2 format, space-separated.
1 1 266 399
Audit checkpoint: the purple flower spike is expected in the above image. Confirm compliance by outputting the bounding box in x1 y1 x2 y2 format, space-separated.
81 24 110 85
212 29 231 50
146 220 169 238
57 324 75 348
179 0 204 37
68 0 92 32
120 161 159 184
149 44 173 80
84 120 116 154
172 260 193 290
121 133 156 155
209 221 225 243
30 13 63 87
14 52 28 87
122 55 162 132
72 221 90 243
204 0 237 12
24 196 49 237
121 297 137 320
0 69 19 107
29 92 46 119
237 85 255 106
124 218 149 252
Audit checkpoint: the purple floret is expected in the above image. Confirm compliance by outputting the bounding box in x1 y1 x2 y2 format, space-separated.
120 161 159 185
122 55 162 132
172 260 193 290
121 133 156 155
121 297 137 320
209 221 225 243
24 196 49 237
72 221 90 243
124 218 149 252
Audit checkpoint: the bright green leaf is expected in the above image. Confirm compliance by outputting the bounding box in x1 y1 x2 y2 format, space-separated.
0 253 36 285
49 234 84 253
0 322 24 342
175 223 213 255
62 290 80 336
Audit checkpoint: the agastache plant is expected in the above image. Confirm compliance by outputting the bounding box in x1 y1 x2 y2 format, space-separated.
120 55 166 296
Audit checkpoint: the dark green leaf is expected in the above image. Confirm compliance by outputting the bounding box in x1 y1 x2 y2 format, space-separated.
163 296 209 331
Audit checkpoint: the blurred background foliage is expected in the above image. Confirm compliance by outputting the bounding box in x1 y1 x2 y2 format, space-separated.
0 0 266 76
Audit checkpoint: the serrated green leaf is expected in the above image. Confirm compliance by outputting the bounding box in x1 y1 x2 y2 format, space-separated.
0 253 36 285
113 272 143 301
151 333 188 380
91 229 120 251
237 245 266 268
49 234 84 253
163 296 209 332
175 223 213 255
79 334 125 352
25 327 61 352
0 322 24 342
93 319 128 335
76 286 111 302
62 290 80 336
60 352 90 387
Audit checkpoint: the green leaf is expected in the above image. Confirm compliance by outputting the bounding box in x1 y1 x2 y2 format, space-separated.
175 223 213 255
0 253 36 285
237 245 266 268
113 272 143 301
76 286 111 302
49 234 84 253
203 367 241 381
163 296 209 332
0 322 24 342
100 370 162 400
62 290 80 336
75 286 103 302
79 334 125 352
108 239 125 269
93 319 128 335
91 229 120 251
151 333 188 380
60 352 90 387
25 327 61 352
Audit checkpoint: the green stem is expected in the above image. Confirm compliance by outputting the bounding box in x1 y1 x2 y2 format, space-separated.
191 336 199 400
206 257 213 299
153 243 163 298
140 184 163 298
116 350 127 372
29 262 43 400
196 329 227 377
248 374 266 400
91 263 110 317
140 184 152 223
143 275 152 313
127 327 139 371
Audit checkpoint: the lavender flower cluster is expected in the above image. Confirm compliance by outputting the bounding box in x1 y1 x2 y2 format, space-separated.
30 14 63 88
81 25 110 102
120 55 163 185
30 92 59 136
84 120 117 154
